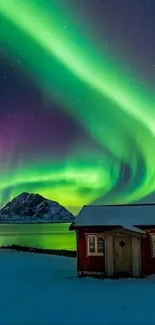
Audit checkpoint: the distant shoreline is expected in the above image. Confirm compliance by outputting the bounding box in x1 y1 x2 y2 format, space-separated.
0 221 72 224
0 244 76 257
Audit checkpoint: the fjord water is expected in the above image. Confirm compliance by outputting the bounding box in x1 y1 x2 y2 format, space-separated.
0 223 76 250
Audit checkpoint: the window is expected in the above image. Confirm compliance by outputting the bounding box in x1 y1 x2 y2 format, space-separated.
151 235 155 257
97 237 105 253
88 235 96 254
87 235 105 256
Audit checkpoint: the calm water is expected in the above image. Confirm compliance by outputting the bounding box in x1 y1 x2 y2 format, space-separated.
0 223 76 250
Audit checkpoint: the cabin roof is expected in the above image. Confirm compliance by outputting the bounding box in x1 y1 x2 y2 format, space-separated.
71 204 155 230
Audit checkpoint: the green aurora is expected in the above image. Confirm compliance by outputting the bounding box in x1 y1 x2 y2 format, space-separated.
0 0 155 213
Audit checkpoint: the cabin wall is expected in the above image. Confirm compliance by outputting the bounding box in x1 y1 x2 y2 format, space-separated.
141 231 155 275
77 227 155 277
77 230 105 273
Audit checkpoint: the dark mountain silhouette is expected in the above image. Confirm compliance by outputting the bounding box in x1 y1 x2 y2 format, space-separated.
0 192 74 223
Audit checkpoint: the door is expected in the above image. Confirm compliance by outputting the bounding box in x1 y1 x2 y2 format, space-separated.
114 236 132 274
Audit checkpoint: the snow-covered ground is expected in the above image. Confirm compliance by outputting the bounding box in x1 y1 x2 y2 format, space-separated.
0 250 155 325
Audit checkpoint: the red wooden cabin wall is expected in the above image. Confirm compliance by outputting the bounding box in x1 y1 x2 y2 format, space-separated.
77 230 105 273
141 230 155 276
76 228 155 277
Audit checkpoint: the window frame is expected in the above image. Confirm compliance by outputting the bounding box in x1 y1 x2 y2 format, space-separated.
150 234 155 258
86 234 105 256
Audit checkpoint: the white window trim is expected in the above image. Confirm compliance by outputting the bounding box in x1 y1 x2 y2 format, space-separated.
150 234 155 258
86 234 105 256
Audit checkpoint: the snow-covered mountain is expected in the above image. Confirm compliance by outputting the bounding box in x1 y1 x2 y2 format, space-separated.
0 192 75 223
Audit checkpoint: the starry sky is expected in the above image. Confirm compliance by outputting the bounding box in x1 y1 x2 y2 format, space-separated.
0 0 155 214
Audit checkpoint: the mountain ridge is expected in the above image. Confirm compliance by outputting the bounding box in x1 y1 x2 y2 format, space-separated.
0 192 75 223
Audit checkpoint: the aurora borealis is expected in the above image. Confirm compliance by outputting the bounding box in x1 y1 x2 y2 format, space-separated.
0 0 155 213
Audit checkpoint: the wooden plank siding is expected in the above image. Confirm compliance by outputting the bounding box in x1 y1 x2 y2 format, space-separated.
77 230 105 274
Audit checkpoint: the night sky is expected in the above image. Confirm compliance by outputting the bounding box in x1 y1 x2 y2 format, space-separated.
0 0 155 213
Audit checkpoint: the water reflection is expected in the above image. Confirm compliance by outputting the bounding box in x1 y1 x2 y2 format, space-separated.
0 223 76 250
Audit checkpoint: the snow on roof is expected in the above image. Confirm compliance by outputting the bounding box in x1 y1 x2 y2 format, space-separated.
121 225 145 234
73 204 155 229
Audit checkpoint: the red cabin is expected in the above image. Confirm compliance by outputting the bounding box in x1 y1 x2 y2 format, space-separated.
70 204 155 278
